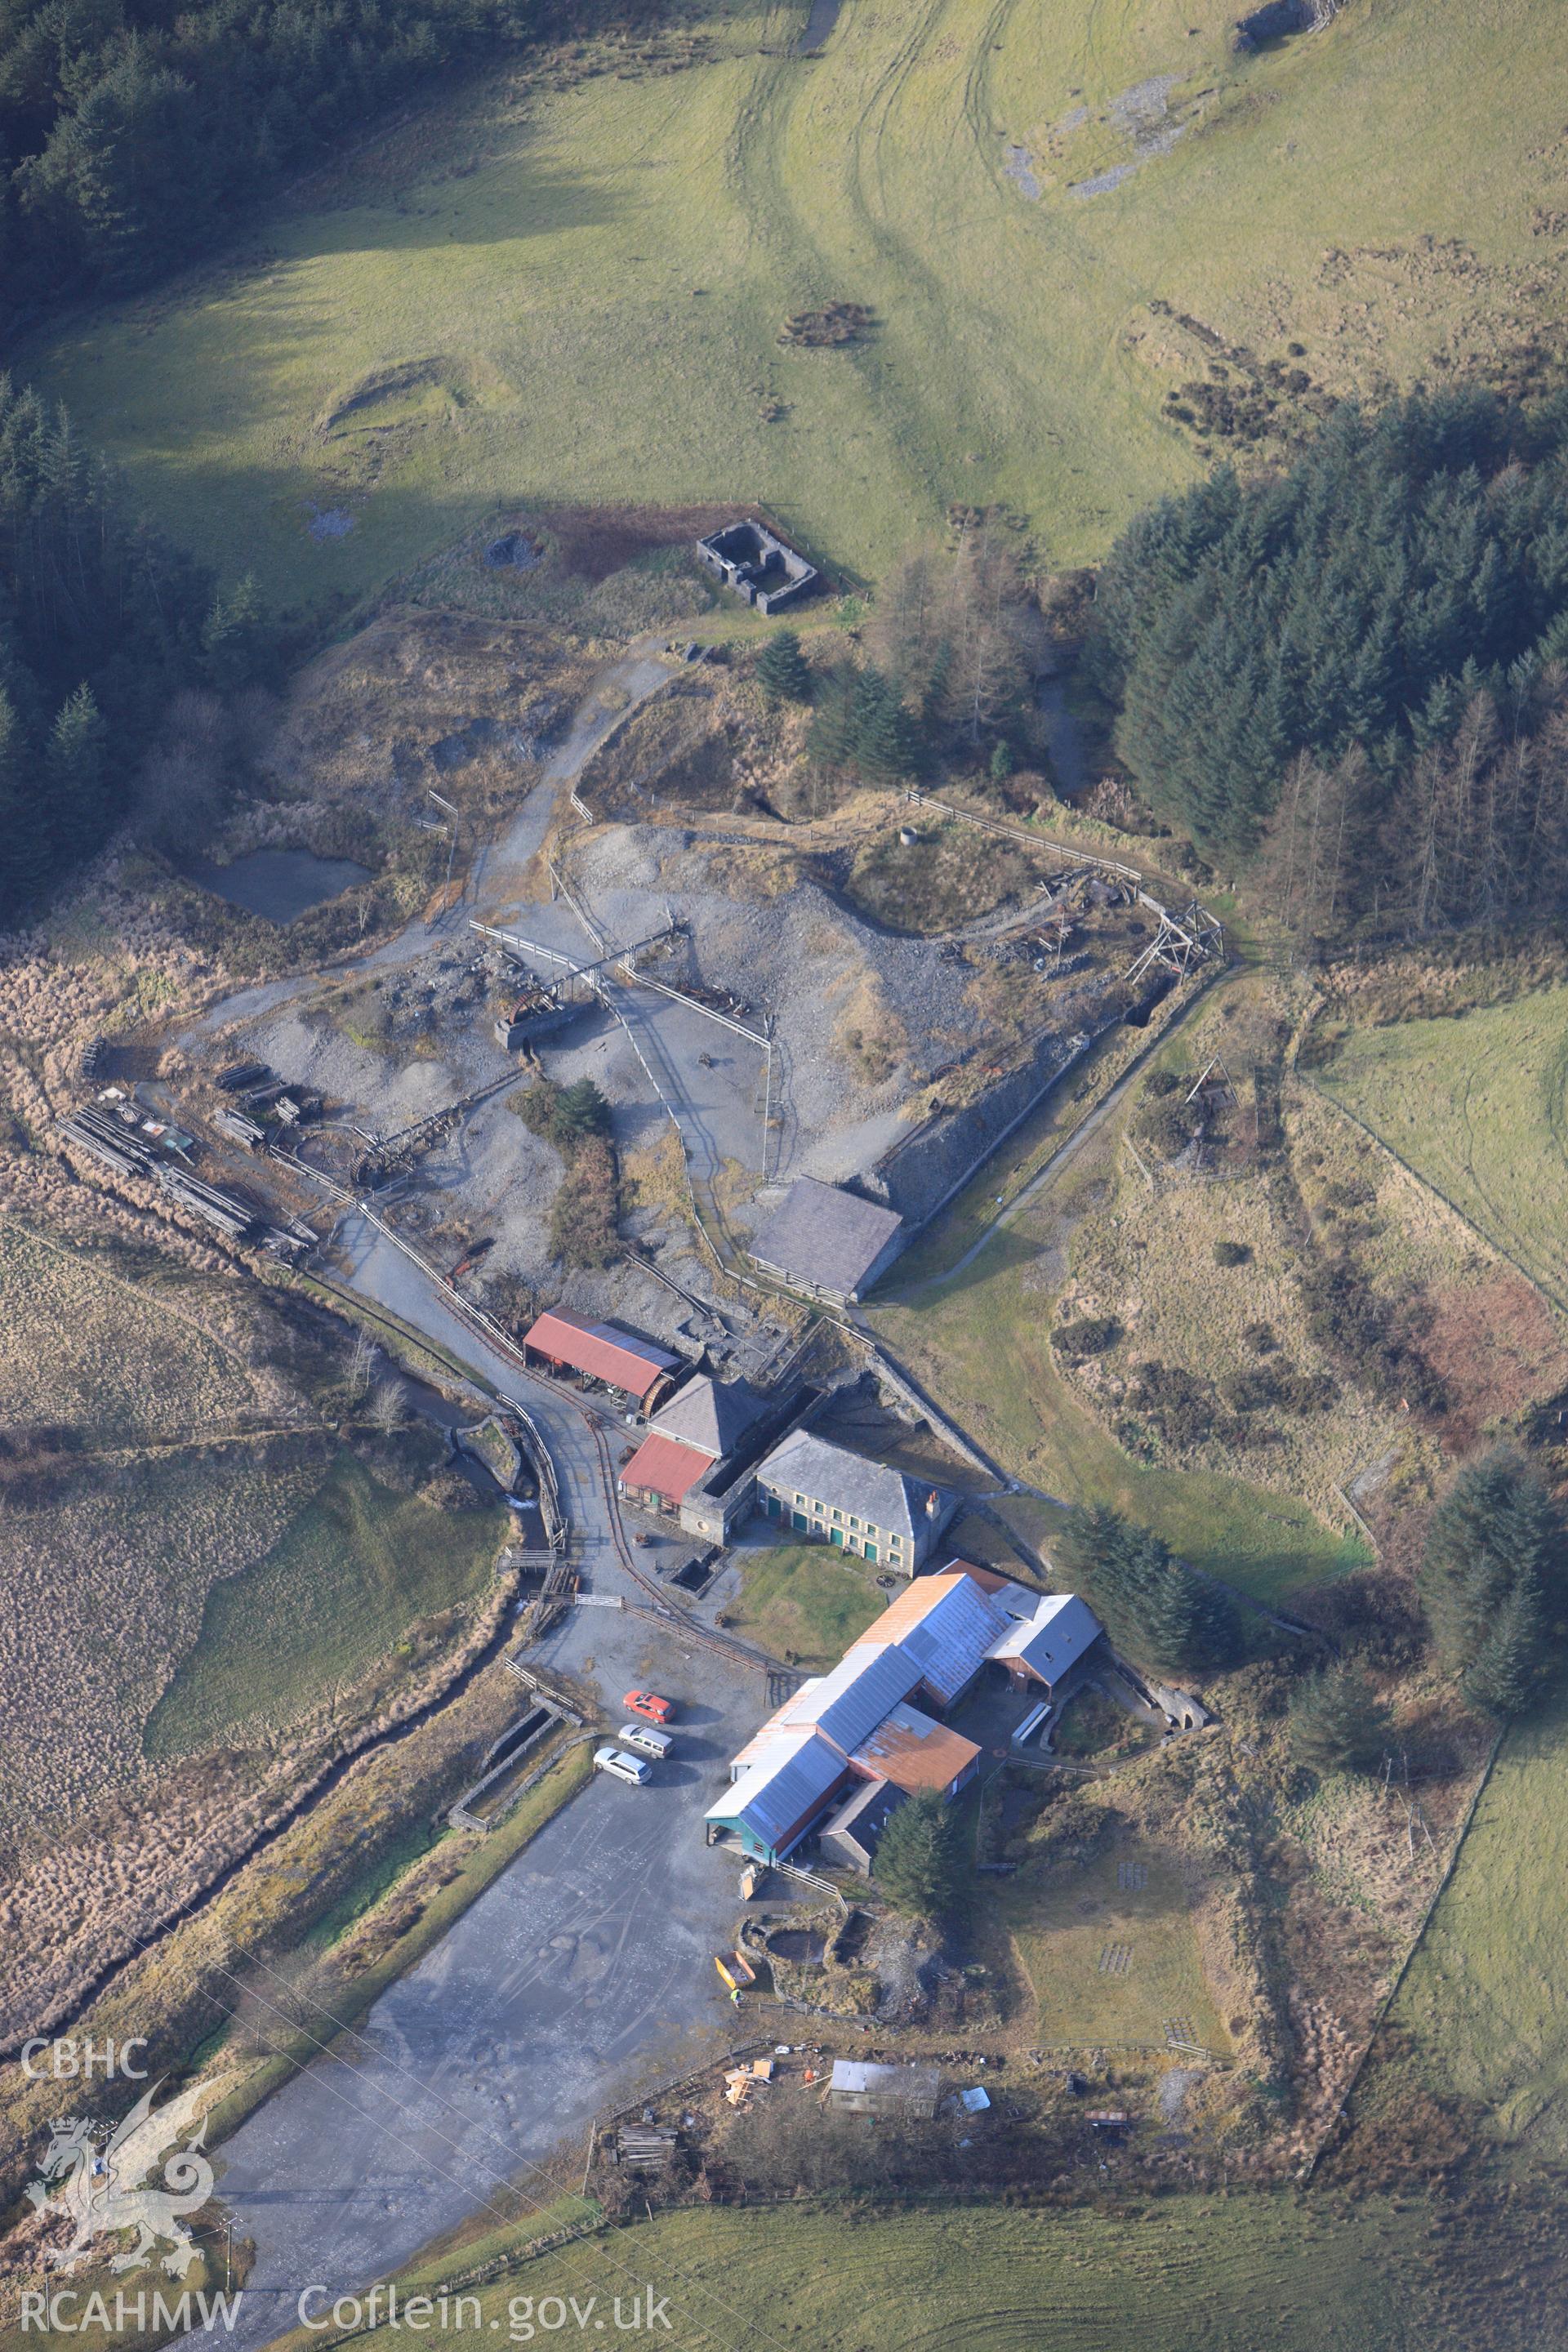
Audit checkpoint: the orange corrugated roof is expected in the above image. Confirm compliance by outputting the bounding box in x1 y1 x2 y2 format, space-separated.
850 1703 981 1794
850 1565 986 1646
618 1431 711 1503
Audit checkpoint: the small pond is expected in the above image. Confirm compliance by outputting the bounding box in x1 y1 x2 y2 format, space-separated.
183 848 372 924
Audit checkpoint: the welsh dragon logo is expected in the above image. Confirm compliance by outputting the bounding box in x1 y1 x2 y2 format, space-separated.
26 2081 216 2277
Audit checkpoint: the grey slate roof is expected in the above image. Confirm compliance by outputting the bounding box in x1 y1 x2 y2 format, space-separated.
748 1178 903 1298
755 1428 949 1544
987 1592 1103 1683
652 1374 769 1461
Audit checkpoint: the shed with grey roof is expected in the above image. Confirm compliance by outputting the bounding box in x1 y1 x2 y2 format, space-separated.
827 2060 942 2119
747 1178 905 1305
702 1727 849 1864
989 1592 1104 1692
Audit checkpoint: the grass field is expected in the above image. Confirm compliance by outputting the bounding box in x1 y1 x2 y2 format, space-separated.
20 0 1568 611
997 1835 1232 2054
720 1538 884 1667
264 2194 1446 2352
1384 1682 1568 2159
145 1450 506 1756
1316 987 1568 1312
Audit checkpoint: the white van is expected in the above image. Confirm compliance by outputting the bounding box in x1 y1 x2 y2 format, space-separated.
618 1722 674 1762
594 1744 652 1786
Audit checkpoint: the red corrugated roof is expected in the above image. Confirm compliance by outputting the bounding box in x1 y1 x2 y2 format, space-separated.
618 1431 711 1504
524 1308 677 1399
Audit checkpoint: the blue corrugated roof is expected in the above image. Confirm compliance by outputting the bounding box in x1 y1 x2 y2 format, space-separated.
887 1576 1009 1706
776 1642 922 1755
704 1730 846 1855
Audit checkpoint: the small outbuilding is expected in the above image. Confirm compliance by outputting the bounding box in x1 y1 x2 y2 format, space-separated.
817 1777 906 1877
827 2060 942 2120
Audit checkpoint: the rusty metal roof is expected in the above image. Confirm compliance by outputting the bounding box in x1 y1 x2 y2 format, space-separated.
850 1701 981 1794
617 1430 712 1504
523 1307 679 1398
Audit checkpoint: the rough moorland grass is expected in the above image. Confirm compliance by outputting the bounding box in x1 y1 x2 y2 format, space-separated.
263 2194 1437 2352
721 1539 884 1668
20 0 1567 611
871 1184 1365 1606
996 1836 1232 2054
145 1452 506 1756
0 1217 257 1438
0 1438 327 1821
1315 987 1568 1312
1384 1682 1568 2160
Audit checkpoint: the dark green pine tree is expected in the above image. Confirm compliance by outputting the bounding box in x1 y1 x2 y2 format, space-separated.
805 670 860 768
1054 1501 1132 1599
44 684 110 866
1288 1662 1391 1774
1462 1582 1542 1720
851 669 921 782
871 1788 964 1922
1118 1528 1241 1674
201 573 268 693
0 686 48 916
1419 1448 1566 1694
755 628 811 706
555 1077 612 1141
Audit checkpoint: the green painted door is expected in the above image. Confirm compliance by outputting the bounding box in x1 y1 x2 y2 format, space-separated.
792 1509 808 1531
830 1527 844 1547
864 1543 878 1563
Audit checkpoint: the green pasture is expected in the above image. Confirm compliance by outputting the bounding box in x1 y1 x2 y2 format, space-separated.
264 2194 1446 2352
1384 1682 1568 2160
20 0 1566 609
720 1536 885 1667
1315 987 1568 1312
997 1834 1232 2053
145 1450 506 1754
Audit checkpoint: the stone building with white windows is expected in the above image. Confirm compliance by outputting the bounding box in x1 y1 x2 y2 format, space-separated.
750 1428 956 1574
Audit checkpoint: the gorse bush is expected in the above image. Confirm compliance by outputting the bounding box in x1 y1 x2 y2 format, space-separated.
513 1077 621 1267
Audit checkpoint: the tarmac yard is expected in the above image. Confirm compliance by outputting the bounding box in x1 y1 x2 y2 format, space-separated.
216 1604 768 2345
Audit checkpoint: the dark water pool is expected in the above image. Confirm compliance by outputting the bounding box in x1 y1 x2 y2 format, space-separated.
798 0 842 48
183 848 372 923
